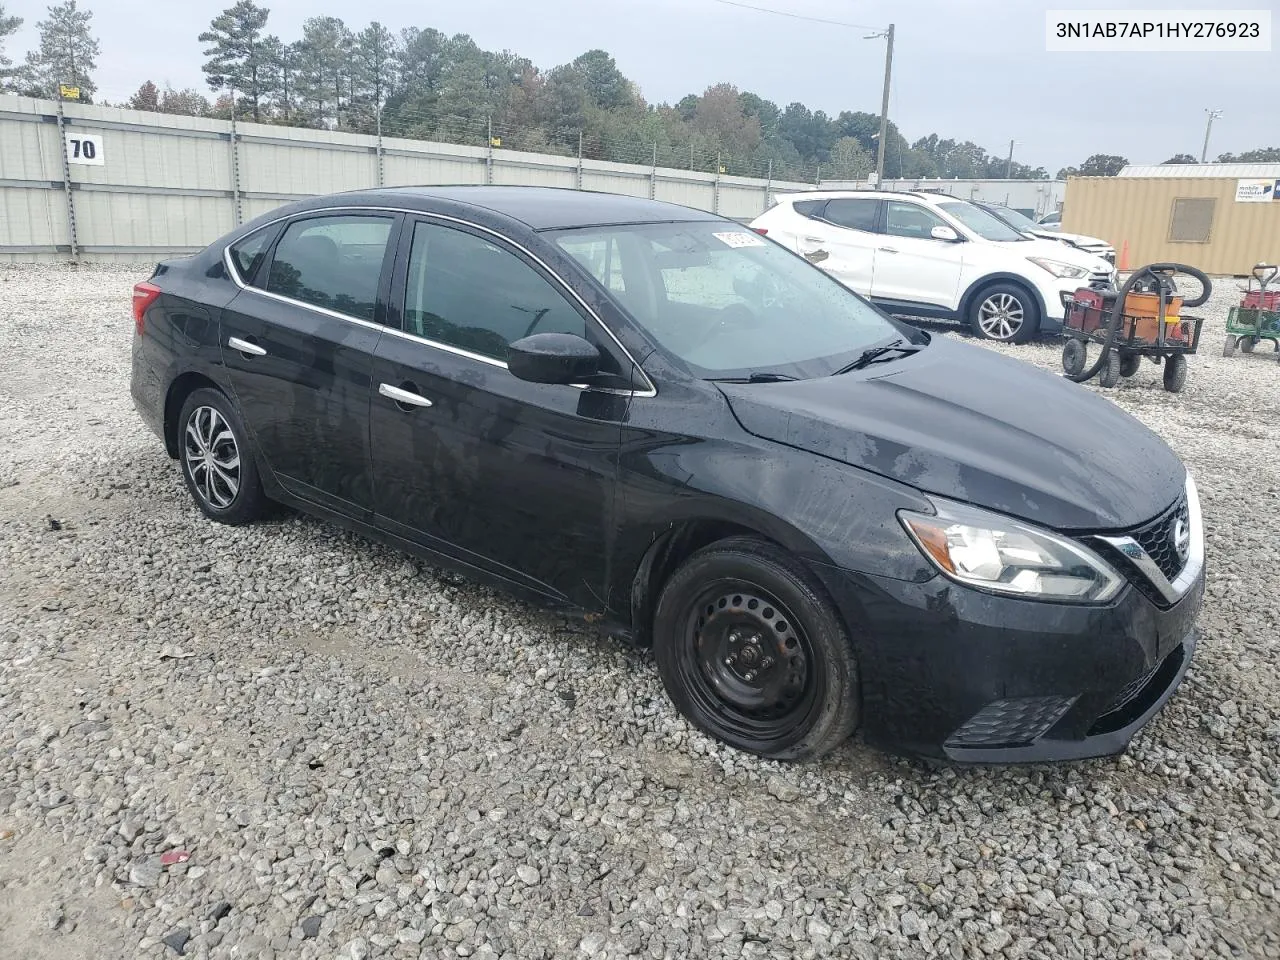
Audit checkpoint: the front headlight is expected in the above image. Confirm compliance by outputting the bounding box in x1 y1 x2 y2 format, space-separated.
1028 256 1090 280
899 498 1124 602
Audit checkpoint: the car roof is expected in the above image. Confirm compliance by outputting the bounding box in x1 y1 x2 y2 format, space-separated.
775 190 967 205
311 185 723 231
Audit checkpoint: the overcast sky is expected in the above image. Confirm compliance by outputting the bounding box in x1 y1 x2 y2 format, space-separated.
5 0 1278 172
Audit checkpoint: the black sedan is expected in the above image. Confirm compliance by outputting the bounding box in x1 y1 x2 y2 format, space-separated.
130 186 1205 763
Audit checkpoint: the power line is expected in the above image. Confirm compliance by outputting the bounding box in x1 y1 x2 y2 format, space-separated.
706 0 883 30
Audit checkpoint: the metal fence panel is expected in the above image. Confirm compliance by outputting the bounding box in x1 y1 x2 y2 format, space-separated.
1 94 839 261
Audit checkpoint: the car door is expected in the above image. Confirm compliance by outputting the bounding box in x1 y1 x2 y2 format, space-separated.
795 198 880 296
219 211 402 520
368 217 632 607
869 200 966 311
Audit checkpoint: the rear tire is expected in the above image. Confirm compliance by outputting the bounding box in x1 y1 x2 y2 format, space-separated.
1163 354 1188 393
178 387 266 525
1240 336 1257 354
1098 351 1122 388
969 283 1041 344
653 537 859 761
1119 353 1141 378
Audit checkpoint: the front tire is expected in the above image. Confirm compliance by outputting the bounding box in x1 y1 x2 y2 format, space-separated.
653 537 859 761
1163 354 1188 393
969 283 1041 343
178 387 266 525
1098 350 1122 388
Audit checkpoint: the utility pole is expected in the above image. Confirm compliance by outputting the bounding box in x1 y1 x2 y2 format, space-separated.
1006 139 1016 178
1201 109 1223 163
868 23 895 186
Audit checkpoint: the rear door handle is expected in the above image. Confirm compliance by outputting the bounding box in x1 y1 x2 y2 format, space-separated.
227 336 267 357
803 236 825 244
878 247 899 254
379 382 433 409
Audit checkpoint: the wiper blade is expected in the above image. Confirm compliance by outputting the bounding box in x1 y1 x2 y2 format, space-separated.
833 339 921 374
708 372 799 383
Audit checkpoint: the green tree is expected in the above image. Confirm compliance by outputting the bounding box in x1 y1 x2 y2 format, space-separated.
353 22 398 110
827 136 872 179
127 79 160 111
161 86 211 116
1217 147 1280 163
260 35 300 120
0 3 22 92
570 49 631 111
199 1 271 120
296 16 353 127
23 0 99 100
1059 154 1129 178
1163 153 1197 164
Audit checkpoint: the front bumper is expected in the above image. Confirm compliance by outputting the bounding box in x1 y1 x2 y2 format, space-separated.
810 563 1204 763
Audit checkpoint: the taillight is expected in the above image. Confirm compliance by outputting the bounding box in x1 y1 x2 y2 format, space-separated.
132 282 161 335
752 227 769 236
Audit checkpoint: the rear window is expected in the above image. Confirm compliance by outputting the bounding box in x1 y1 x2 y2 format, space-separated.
228 228 275 284
792 199 826 218
823 198 879 232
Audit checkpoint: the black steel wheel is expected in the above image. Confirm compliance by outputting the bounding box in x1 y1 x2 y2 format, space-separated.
178 387 267 525
1119 353 1141 378
1061 339 1087 376
1098 350 1122 388
1163 354 1188 393
653 537 859 761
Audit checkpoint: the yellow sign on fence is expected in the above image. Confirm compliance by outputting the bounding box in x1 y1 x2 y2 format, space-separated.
58 84 80 100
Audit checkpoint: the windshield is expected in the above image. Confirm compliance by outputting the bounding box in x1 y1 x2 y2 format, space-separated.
551 222 914 379
937 201 1030 242
983 204 1040 232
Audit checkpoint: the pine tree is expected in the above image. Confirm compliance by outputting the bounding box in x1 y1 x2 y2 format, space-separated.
23 0 99 100
199 0 271 121
296 16 352 128
353 23 397 111
0 4 22 92
127 80 160 111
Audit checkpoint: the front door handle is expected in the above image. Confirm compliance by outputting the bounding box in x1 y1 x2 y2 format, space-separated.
228 336 267 357
379 382 433 409
878 247 899 254
802 236 825 244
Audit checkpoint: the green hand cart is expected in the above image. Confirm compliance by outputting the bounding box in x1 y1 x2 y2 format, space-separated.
1223 263 1280 357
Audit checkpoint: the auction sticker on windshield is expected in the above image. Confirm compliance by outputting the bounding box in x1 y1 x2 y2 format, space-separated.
713 232 767 248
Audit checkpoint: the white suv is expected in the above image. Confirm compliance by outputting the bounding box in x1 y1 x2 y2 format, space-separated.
750 191 1116 342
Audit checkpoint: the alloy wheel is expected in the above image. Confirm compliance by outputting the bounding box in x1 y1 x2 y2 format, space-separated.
183 405 241 510
977 293 1025 340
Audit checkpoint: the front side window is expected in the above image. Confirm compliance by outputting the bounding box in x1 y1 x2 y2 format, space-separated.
265 215 394 321
404 221 590 362
552 222 909 380
884 202 951 240
936 201 1029 242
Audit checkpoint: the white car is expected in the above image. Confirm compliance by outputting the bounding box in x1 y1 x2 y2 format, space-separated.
975 202 1115 265
1038 209 1063 230
751 191 1116 342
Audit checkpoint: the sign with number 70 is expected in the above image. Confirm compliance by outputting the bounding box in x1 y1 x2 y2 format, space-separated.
65 132 104 166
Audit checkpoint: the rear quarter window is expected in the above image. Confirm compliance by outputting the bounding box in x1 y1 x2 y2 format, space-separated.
792 199 826 219
228 228 276 284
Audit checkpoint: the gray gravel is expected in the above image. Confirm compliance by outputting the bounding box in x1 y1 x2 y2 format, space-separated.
2 262 1279 960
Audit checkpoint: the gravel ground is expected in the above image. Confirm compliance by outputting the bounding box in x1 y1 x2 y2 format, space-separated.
1 262 1279 960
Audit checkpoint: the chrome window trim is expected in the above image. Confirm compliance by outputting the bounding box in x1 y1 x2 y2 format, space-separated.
1093 472 1204 605
220 205 658 398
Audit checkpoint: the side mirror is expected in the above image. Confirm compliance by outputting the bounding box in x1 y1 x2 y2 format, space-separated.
507 333 601 385
931 225 961 242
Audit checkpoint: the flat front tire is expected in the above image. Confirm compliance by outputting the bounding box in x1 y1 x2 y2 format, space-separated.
653 537 860 761
178 387 266 525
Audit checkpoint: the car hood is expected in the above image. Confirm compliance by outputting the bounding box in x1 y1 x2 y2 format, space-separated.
1018 237 1110 270
1033 228 1111 249
717 336 1185 531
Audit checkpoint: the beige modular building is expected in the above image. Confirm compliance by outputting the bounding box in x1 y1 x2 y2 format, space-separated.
1062 164 1280 276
